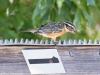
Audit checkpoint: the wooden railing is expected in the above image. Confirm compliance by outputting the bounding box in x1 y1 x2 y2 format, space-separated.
0 39 100 75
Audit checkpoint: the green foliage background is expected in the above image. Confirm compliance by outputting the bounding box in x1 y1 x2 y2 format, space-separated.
0 0 100 41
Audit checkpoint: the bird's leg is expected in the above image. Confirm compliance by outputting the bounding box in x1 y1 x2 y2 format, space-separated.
52 38 58 44
52 38 56 42
41 36 45 44
42 36 44 40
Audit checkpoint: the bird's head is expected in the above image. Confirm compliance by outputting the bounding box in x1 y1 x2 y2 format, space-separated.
64 22 77 34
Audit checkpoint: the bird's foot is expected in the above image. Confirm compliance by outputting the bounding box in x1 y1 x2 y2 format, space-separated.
53 41 58 45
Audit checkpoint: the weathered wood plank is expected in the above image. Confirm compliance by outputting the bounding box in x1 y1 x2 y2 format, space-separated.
0 46 100 75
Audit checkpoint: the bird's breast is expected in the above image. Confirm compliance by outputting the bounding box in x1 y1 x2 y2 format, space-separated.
40 28 66 38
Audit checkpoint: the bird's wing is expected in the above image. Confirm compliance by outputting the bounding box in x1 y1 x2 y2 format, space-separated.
35 22 64 34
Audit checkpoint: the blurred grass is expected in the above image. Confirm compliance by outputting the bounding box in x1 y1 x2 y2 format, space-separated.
0 0 100 41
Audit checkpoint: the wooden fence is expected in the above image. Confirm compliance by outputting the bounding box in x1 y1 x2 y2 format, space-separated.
0 45 100 75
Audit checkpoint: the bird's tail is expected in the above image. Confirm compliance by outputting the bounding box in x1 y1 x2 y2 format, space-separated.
19 28 38 33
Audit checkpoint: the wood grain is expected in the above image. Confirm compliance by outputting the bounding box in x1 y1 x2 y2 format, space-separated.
0 45 100 75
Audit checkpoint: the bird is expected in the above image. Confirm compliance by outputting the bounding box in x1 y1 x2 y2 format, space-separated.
20 21 77 42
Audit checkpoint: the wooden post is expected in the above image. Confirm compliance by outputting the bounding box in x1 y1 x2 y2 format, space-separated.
0 45 100 75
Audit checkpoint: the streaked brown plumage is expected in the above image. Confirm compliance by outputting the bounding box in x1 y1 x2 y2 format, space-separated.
20 22 77 42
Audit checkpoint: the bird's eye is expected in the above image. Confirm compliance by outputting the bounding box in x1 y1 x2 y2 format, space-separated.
71 28 73 30
68 27 74 31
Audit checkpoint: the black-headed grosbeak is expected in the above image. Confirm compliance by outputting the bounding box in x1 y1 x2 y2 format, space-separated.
20 22 77 42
